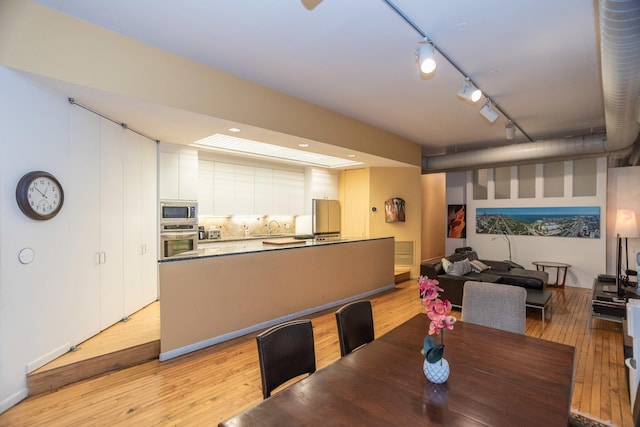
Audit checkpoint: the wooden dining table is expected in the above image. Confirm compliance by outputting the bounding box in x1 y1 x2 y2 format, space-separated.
219 314 576 426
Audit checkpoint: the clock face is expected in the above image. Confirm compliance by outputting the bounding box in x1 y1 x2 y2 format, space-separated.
16 171 65 220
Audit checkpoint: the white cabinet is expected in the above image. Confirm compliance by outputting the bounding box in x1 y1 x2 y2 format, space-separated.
99 119 125 329
123 133 158 315
68 111 157 339
159 145 198 200
273 169 305 215
67 106 101 344
309 168 339 200
234 165 255 214
179 150 198 200
140 138 158 304
198 160 215 216
254 167 273 214
213 162 235 215
198 158 305 216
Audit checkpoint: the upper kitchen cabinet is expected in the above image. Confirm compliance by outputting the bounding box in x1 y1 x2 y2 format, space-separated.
159 144 198 201
273 169 304 215
198 159 215 216
212 162 255 215
197 156 305 216
304 168 339 214
254 167 274 214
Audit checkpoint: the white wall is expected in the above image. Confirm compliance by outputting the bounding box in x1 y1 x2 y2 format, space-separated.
446 158 608 288
0 67 74 412
607 166 640 276
0 67 158 414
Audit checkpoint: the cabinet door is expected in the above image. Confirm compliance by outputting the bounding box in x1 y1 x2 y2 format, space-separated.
273 170 305 215
234 165 254 214
254 167 273 214
309 168 339 200
67 106 101 344
123 132 144 315
141 138 158 304
178 150 199 200
159 151 179 200
99 118 124 329
198 160 214 216
213 162 235 215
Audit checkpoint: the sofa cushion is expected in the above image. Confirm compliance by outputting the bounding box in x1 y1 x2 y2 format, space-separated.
441 258 453 273
470 259 491 272
449 259 473 276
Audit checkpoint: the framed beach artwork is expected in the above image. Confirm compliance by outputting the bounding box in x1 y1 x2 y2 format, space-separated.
475 206 600 238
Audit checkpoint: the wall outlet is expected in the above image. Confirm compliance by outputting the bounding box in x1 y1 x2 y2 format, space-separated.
285 223 290 230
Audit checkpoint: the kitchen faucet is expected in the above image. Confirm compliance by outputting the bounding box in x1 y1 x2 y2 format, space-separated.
267 220 280 235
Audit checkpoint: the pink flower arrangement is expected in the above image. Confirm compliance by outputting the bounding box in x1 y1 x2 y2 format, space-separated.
419 276 456 335
419 276 456 364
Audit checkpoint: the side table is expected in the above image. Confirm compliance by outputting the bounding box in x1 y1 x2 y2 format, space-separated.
591 277 626 327
533 261 571 288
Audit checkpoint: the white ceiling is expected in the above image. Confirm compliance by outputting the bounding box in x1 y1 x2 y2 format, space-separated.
32 0 605 166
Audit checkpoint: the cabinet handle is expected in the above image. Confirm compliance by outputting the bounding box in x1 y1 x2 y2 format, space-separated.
101 251 106 264
95 252 101 265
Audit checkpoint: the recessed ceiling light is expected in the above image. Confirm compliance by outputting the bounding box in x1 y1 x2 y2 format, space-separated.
228 127 241 132
348 154 356 157
192 134 362 168
298 143 309 147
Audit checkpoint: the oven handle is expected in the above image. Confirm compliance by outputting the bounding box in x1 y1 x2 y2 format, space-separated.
161 232 198 240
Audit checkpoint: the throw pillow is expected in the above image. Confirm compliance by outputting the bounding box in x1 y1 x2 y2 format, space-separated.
449 259 473 276
470 259 491 273
441 258 453 273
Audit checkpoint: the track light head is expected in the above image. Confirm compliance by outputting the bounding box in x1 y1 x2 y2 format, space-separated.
416 39 437 75
480 101 499 123
457 78 482 104
505 121 516 140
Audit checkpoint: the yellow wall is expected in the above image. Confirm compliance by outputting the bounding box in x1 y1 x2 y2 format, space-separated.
0 0 421 167
341 168 370 238
340 167 422 277
421 173 446 262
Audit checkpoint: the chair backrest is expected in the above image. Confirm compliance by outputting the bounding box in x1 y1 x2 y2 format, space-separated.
256 319 316 399
335 300 375 357
461 281 527 334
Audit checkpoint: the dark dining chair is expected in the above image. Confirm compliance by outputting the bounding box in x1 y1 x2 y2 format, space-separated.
462 281 526 334
335 300 375 357
256 319 316 399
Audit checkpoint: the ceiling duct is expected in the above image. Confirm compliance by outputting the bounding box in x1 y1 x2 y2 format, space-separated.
423 134 609 173
422 0 640 173
600 0 640 165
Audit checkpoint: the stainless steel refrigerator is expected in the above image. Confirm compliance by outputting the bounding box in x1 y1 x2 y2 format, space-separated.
312 199 341 237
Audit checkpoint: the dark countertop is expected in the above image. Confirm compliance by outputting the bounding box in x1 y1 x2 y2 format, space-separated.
160 236 392 263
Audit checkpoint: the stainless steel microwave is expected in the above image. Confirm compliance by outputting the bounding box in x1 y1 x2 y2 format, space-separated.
160 200 197 224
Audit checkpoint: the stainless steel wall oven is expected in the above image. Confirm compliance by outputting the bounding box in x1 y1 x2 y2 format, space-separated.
160 200 198 259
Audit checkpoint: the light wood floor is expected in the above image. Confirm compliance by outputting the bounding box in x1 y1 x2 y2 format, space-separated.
0 281 633 426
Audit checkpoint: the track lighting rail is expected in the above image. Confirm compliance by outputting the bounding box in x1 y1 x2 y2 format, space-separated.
382 0 533 142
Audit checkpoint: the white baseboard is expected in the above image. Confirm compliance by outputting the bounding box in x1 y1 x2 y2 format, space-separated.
26 342 70 374
0 388 28 415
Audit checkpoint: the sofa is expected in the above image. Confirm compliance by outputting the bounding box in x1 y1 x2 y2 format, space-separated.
420 250 549 309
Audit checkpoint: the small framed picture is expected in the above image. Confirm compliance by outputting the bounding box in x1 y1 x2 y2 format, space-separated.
447 205 466 238
385 198 405 223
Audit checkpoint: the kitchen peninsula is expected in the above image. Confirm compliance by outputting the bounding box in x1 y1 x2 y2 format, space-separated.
158 236 395 360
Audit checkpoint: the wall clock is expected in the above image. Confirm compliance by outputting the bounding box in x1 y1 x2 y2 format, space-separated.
15 171 65 220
